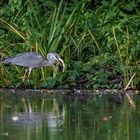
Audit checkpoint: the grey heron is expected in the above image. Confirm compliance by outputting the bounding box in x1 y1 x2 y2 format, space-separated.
1 52 65 81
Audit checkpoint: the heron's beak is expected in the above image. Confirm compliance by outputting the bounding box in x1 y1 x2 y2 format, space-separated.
57 58 65 72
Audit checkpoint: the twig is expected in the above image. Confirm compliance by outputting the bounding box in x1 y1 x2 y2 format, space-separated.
124 73 136 90
124 73 136 108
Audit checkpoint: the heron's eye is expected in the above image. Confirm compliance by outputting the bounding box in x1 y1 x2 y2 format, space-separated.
47 53 59 61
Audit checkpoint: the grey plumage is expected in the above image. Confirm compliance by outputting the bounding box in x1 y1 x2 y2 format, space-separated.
1 52 65 81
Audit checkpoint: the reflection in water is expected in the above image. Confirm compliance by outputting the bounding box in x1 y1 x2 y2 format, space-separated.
7 98 64 131
0 94 65 140
7 112 48 127
47 112 64 129
0 92 140 140
7 111 64 130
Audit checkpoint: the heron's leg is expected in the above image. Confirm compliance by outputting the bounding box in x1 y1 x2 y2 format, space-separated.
21 68 32 82
22 68 28 82
27 67 32 79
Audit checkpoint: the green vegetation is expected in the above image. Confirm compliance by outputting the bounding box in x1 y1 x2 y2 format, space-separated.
0 0 140 89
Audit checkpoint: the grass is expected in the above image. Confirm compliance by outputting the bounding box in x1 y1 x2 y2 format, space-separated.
0 0 140 89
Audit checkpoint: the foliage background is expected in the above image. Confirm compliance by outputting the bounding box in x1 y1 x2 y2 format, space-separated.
0 0 140 89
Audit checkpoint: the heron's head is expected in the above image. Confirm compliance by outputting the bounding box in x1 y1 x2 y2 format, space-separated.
47 52 65 72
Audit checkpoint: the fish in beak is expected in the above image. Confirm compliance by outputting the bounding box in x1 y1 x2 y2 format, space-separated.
57 58 65 72
53 56 65 72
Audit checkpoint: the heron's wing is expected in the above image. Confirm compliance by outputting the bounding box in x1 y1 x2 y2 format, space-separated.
5 52 44 67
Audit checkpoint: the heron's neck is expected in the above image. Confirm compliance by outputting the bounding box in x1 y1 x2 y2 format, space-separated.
42 59 56 67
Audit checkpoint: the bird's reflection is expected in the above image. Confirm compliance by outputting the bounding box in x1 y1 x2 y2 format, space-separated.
5 96 65 131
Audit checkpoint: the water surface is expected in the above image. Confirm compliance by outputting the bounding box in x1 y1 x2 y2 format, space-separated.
0 91 140 140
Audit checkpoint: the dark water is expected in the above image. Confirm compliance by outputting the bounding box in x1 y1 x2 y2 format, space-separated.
0 92 140 140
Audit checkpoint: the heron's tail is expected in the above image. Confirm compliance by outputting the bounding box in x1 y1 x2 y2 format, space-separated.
0 58 12 64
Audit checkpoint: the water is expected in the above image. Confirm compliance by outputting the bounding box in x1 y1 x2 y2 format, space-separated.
0 91 140 140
